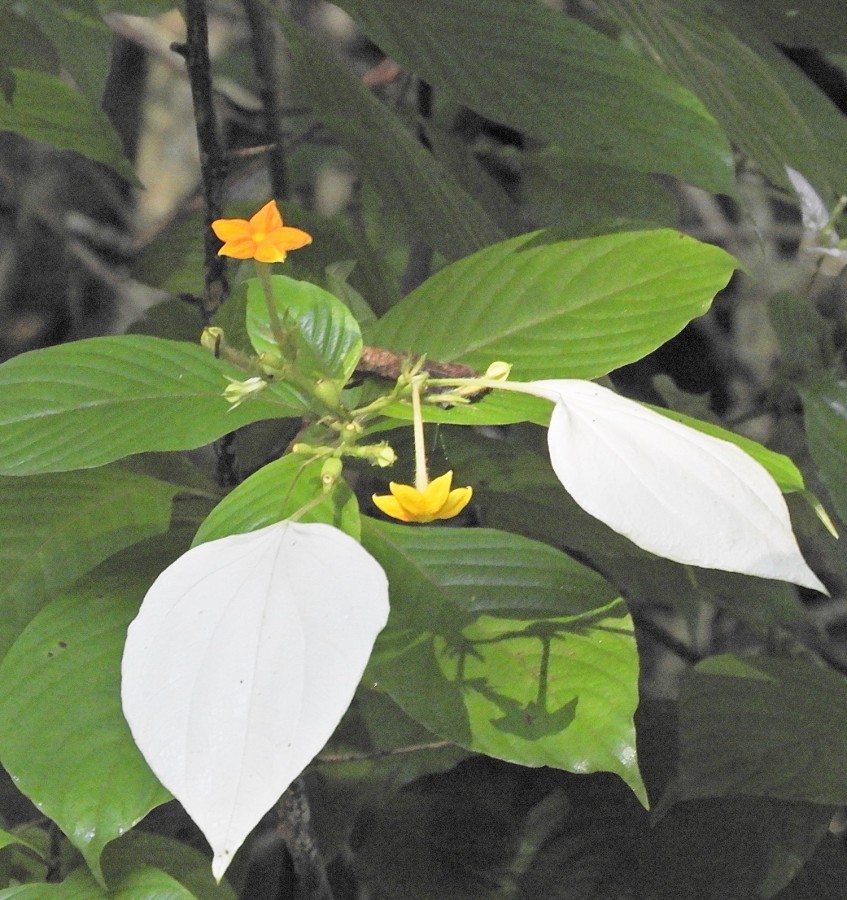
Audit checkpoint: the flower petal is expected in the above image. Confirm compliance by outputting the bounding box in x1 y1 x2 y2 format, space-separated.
372 491 415 522
387 481 431 518
527 379 826 592
121 521 390 880
217 237 259 259
438 486 473 519
211 218 252 241
422 470 454 511
253 240 289 264
249 199 284 234
274 226 313 251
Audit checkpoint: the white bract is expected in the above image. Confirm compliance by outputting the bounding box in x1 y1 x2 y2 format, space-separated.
524 379 826 593
785 166 847 277
121 520 390 881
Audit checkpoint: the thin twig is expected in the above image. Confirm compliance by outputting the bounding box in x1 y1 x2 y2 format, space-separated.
241 0 289 201
173 0 229 322
315 739 453 764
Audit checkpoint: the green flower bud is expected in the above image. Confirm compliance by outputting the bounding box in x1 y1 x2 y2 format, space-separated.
313 378 342 410
320 456 344 490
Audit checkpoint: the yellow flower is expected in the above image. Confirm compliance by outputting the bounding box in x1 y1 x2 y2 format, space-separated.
373 470 472 523
211 200 312 263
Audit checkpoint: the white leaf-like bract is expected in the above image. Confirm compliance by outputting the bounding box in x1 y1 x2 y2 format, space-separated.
525 379 826 592
121 521 390 881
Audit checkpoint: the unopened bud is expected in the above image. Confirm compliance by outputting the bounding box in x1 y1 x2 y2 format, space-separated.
484 360 512 381
313 378 342 410
201 326 224 354
320 456 344 490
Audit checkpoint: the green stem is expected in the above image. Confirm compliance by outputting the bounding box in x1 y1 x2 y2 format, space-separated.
255 260 288 351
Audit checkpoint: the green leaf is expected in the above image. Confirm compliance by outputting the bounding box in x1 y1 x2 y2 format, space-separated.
0 467 178 660
362 519 645 804
370 230 736 380
103 831 237 900
0 70 133 180
247 275 363 385
109 865 199 899
0 336 309 476
667 654 847 808
273 11 506 261
378 389 552 427
735 0 847 51
601 0 840 195
0 10 60 79
641 797 835 900
649 406 806 493
521 148 679 235
0 828 44 858
193 454 360 545
0 868 105 898
800 381 847 523
363 518 618 623
0 541 181 884
335 0 735 193
25 0 113 104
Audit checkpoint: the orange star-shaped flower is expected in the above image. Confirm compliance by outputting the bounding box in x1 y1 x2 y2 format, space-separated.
372 470 472 523
211 200 312 263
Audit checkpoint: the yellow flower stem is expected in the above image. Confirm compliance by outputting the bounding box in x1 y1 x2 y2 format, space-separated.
255 260 288 352
411 377 429 492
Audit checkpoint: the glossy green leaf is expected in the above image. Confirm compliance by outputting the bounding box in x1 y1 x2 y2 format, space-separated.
273 11 505 261
800 381 847 524
370 230 736 380
0 544 179 884
667 654 847 808
363 518 618 623
0 70 133 180
601 0 840 195
193 454 360 545
0 467 178 660
246 275 363 385
336 0 734 193
0 336 309 476
362 519 644 803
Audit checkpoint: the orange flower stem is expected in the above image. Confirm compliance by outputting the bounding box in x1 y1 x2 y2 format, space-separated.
255 260 288 352
411 378 429 492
